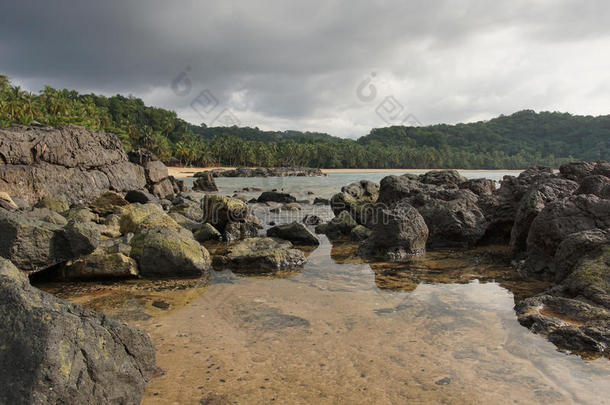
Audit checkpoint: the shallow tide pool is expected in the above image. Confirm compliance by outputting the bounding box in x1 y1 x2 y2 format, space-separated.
37 172 610 404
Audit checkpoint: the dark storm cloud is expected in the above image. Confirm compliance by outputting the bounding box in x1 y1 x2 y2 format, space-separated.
2 0 609 137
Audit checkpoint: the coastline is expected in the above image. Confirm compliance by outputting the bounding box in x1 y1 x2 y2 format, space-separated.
167 167 523 178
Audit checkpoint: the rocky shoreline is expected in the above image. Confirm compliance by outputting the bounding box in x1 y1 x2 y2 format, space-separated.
0 124 609 402
198 166 326 178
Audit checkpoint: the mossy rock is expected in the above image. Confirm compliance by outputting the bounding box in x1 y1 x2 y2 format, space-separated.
324 211 358 238
130 226 211 278
62 247 138 280
25 208 68 225
201 195 249 228
194 223 222 242
63 207 98 223
35 196 69 213
91 191 129 215
221 237 306 272
565 247 610 295
119 203 180 234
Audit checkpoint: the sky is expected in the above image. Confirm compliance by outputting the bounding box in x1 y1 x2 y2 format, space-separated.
1 0 609 138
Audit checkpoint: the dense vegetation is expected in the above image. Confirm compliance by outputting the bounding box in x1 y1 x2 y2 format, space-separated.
1 75 608 169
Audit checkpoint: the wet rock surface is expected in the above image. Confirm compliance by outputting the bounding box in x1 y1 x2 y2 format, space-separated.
0 258 156 405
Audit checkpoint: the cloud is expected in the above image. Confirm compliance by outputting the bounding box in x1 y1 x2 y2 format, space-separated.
2 0 609 138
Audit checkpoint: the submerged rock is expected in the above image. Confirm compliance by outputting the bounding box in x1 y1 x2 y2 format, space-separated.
267 222 320 245
130 226 211 278
219 237 306 272
0 258 156 404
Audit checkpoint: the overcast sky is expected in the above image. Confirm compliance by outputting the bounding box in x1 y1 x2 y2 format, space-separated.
2 0 609 138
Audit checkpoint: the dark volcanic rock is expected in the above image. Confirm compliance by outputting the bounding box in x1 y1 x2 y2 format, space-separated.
267 222 320 245
193 172 218 191
302 214 322 225
575 175 610 199
330 180 379 223
559 161 596 182
125 189 158 204
522 194 610 279
0 125 146 205
553 228 610 283
205 167 325 177
459 178 496 196
509 178 579 255
0 258 156 404
419 169 467 186
319 211 358 239
257 191 297 204
358 201 428 260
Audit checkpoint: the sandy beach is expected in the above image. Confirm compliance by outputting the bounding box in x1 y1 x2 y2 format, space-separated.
167 167 522 178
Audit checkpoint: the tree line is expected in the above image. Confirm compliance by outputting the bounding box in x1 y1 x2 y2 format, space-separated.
1 75 607 169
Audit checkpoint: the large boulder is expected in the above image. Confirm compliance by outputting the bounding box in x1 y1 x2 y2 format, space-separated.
559 161 596 182
0 258 156 404
130 226 211 278
61 237 138 280
127 148 176 199
553 229 610 283
192 172 218 192
218 237 306 272
317 211 358 239
330 180 379 224
509 178 578 255
201 195 249 229
377 174 438 206
411 189 486 247
522 195 610 279
267 222 320 246
419 169 466 186
459 178 496 196
0 124 147 205
119 203 181 234
0 210 99 273
169 199 203 222
575 175 610 199
357 201 428 260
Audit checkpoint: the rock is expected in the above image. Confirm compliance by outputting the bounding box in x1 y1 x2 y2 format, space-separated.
101 214 122 238
419 169 467 186
350 225 372 241
554 229 610 283
563 246 610 300
0 192 18 211
90 191 129 215
377 175 439 206
522 195 610 279
194 223 222 242
119 203 181 234
25 207 68 225
232 193 249 202
313 197 330 205
516 293 610 354
314 223 328 234
0 125 147 205
412 189 486 248
257 191 297 204
201 195 249 229
242 187 263 192
130 226 211 278
169 199 203 222
223 220 261 242
357 202 428 260
302 214 322 225
479 166 555 243
143 160 168 184
575 175 610 199
330 180 379 222
204 167 325 177
34 195 69 213
593 161 610 178
168 212 201 231
267 222 320 245
0 258 156 405
559 161 596 182
193 172 218 192
220 237 306 272
62 246 138 280
63 207 97 223
282 202 302 211
459 178 496 196
323 211 358 239
125 189 158 204
0 210 99 273
509 178 579 255
149 177 175 200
